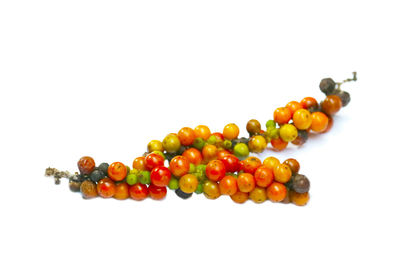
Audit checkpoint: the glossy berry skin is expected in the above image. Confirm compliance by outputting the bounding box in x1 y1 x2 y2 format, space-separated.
246 119 261 135
310 112 329 133
169 156 190 177
273 107 292 125
286 101 303 115
241 157 262 175
333 89 351 107
194 125 211 140
162 133 181 153
108 162 127 182
97 178 116 198
263 157 280 170
205 160 226 181
300 97 319 112
266 182 287 202
220 154 240 173
283 158 300 174
319 78 336 95
217 149 232 160
177 127 195 146
145 153 165 170
322 116 334 133
237 173 256 193
179 174 199 194
150 166 171 187
254 166 274 188
321 95 342 116
249 187 267 203
233 143 250 158
77 156 96 175
293 109 312 130
114 182 129 200
182 148 203 165
132 156 147 171
279 124 298 143
223 123 240 140
129 183 149 201
219 176 238 196
80 180 98 199
290 191 310 206
270 138 288 151
230 191 249 204
148 184 167 200
248 135 267 153
203 180 221 200
175 188 193 199
202 144 218 162
273 164 292 183
292 174 310 194
147 140 163 153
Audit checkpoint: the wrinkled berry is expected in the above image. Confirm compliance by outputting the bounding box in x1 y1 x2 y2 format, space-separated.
90 169 105 183
319 78 336 95
333 89 351 107
292 174 310 194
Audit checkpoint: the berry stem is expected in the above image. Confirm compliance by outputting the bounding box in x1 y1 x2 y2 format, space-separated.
336 72 357 90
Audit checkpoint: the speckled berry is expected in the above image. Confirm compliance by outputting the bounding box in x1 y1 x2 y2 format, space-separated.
319 78 336 95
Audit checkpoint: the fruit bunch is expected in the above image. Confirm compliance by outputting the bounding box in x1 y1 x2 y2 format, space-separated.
45 73 356 206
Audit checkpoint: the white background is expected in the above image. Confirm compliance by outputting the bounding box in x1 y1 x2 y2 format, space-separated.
1 1 399 266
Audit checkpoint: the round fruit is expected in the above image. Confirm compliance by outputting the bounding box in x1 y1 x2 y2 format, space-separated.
310 112 329 133
241 157 262 175
279 124 298 143
266 182 287 202
108 162 127 182
223 123 240 140
90 169 105 183
321 95 342 116
194 125 211 140
195 183 204 194
263 157 280 170
69 177 81 192
147 140 163 153
273 164 292 183
246 119 261 135
237 173 256 193
292 174 310 193
132 156 147 171
169 156 190 177
145 153 165 170
203 180 221 199
286 101 303 115
150 166 171 187
220 154 240 172
319 77 336 95
290 191 310 206
179 174 199 194
168 177 179 190
126 173 138 185
175 188 193 199
162 134 181 153
300 97 319 111
98 163 109 176
77 156 96 175
178 127 196 146
333 89 351 107
138 170 151 184
292 130 308 146
283 158 300 174
254 166 274 187
97 178 116 198
80 180 98 199
202 144 218 162
148 184 167 200
233 143 249 158
273 107 292 125
205 160 226 181
182 148 203 165
114 182 129 200
230 191 249 204
248 135 267 153
293 109 312 130
322 116 334 133
249 187 267 203
219 176 238 196
270 138 288 151
129 183 149 201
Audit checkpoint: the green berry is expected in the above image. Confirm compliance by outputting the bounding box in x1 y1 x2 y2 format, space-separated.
196 164 206 173
189 163 196 173
152 150 166 159
206 135 217 145
233 143 249 158
266 120 276 128
223 140 232 149
193 138 205 150
138 170 151 184
168 177 179 190
195 183 204 194
126 173 138 185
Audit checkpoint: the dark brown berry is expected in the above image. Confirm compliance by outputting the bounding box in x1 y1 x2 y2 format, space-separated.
319 78 336 95
292 174 310 194
333 89 351 107
77 156 96 175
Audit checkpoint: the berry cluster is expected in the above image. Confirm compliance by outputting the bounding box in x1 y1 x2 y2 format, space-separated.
45 73 356 206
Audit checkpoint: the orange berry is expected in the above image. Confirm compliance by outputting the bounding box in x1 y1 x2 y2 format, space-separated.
263 156 280 170
202 144 218 162
273 107 292 124
293 109 312 130
230 191 249 204
310 112 329 133
290 191 310 206
273 163 292 183
219 176 238 196
270 138 288 151
178 127 196 146
321 95 342 116
300 97 319 111
254 166 274 187
114 182 129 200
249 187 267 203
194 125 211 140
132 156 147 171
286 101 303 115
108 162 128 182
266 182 287 202
97 178 116 198
237 173 256 193
223 123 240 140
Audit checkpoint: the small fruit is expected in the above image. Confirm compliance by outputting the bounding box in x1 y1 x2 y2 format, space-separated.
179 174 199 194
319 78 336 95
310 112 329 133
266 182 287 202
270 138 288 151
292 130 308 146
147 140 164 153
321 95 342 116
69 177 81 192
246 119 261 135
202 144 218 162
150 166 171 187
263 157 280 170
145 153 165 170
205 160 226 181
292 174 310 193
138 170 151 184
300 97 319 112
233 143 249 158
175 188 193 199
126 173 138 185
169 156 190 177
97 178 116 198
182 148 203 165
219 176 238 196
333 89 351 107
293 109 312 130
132 157 147 171
129 183 149 200
148 184 167 200
283 158 300 174
290 191 310 206
114 182 129 200
273 107 292 125
230 191 249 204
248 135 267 153
237 173 256 193
249 187 267 203
162 134 181 153
223 123 240 140
273 164 292 183
220 154 240 173
90 169 104 183
168 177 179 190
279 124 298 143
241 157 262 175
286 101 303 115
178 127 196 146
254 166 274 188
108 162 127 182
193 137 206 150
98 163 109 176
80 180 98 199
203 180 221 199
77 156 96 175
194 125 211 140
